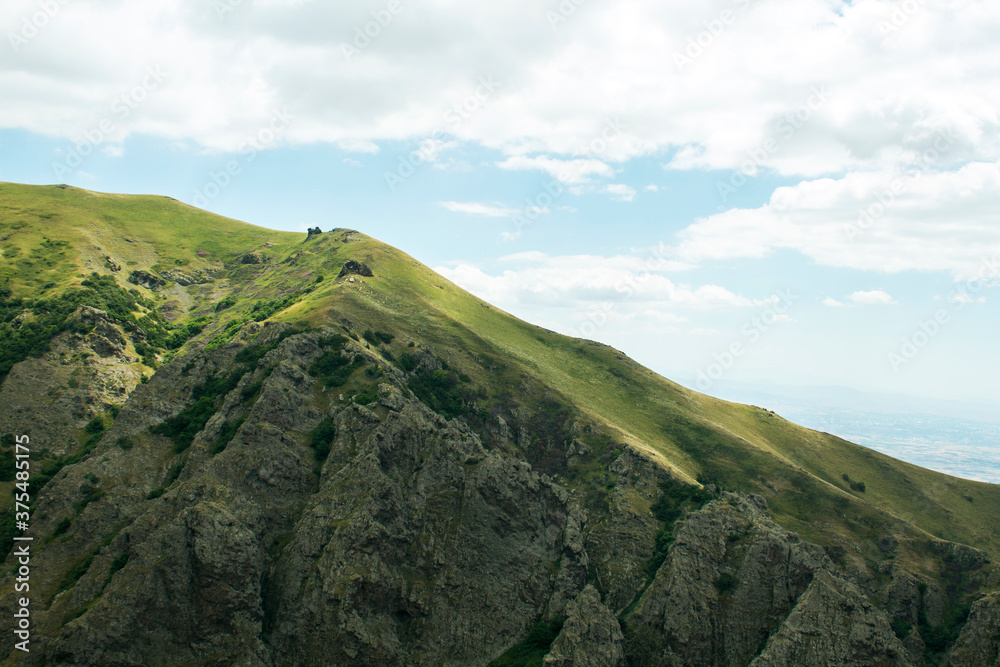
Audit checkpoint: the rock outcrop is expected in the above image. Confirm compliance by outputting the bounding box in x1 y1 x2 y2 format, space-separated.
338 259 374 279
0 321 995 666
544 585 625 667
0 306 144 458
127 269 165 290
750 571 910 666
240 251 268 264
949 593 1000 666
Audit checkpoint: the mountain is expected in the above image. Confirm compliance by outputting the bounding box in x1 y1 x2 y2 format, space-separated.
1 182 998 666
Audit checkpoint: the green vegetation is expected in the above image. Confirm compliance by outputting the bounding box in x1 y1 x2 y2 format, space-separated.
714 573 738 595
0 448 15 482
488 616 564 667
146 457 186 500
4 181 1000 630
842 473 867 493
55 543 104 598
309 417 336 464
215 294 238 312
72 482 104 515
210 417 246 455
108 551 129 576
52 517 72 537
150 366 248 452
362 329 394 346
643 478 712 581
891 616 912 640
0 271 208 382
407 367 467 419
352 387 377 405
0 510 15 558
251 294 303 322
27 409 115 496
309 335 366 387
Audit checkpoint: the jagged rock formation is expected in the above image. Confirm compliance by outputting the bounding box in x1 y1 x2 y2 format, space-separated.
0 183 997 666
949 593 1000 666
338 259 374 279
127 269 165 290
750 571 909 666
3 323 990 665
544 585 625 666
161 268 216 286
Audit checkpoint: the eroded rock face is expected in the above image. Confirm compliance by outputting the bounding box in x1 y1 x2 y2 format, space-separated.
266 399 588 665
127 269 165 290
626 494 833 667
14 326 587 665
0 306 145 457
750 571 911 666
0 322 994 666
544 585 625 667
949 593 1000 666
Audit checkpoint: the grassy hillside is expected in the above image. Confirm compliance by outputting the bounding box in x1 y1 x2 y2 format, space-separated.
2 180 999 580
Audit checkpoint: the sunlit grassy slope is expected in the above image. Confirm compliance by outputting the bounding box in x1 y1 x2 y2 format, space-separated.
2 181 999 573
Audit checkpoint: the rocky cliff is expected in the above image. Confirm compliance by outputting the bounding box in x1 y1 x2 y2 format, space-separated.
2 322 995 665
1 183 997 666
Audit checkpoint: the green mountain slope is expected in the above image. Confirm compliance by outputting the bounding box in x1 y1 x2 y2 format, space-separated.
2 181 998 566
1 182 998 664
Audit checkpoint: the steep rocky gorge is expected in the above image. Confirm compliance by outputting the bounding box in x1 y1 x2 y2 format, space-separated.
1 319 997 666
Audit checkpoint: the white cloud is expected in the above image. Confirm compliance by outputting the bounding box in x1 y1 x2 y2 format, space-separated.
342 157 362 167
102 145 124 158
644 184 660 192
673 162 1000 280
849 290 895 305
947 293 986 305
434 251 764 313
2 0 999 174
337 138 379 154
602 183 637 202
440 201 526 218
822 297 845 307
495 156 614 184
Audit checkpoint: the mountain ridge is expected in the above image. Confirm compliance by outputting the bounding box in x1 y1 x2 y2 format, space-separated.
1 181 998 665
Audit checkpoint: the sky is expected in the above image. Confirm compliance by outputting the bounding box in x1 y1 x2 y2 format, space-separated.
1 0 999 406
